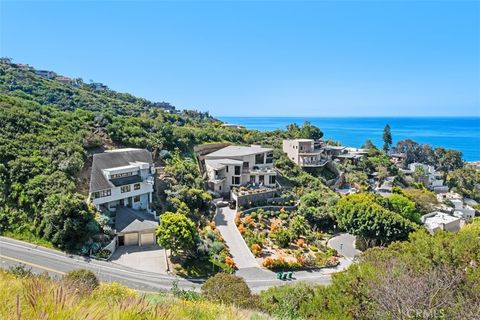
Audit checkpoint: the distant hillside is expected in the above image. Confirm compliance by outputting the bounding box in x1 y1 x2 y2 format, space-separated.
0 61 270 251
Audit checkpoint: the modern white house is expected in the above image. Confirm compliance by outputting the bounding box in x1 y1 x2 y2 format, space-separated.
407 162 448 192
421 211 461 234
204 145 277 194
89 148 157 246
89 148 155 211
450 199 476 220
282 139 328 167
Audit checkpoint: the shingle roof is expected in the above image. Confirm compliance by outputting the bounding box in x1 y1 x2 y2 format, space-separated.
89 149 153 193
205 145 272 158
115 207 158 233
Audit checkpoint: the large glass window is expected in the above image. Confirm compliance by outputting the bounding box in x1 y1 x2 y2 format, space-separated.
133 195 140 202
266 152 273 164
111 171 137 179
269 175 276 184
255 153 265 164
92 189 111 199
234 166 241 175
121 185 131 193
134 183 141 190
231 176 240 185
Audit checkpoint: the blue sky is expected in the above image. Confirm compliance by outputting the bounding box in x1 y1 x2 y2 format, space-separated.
1 1 479 117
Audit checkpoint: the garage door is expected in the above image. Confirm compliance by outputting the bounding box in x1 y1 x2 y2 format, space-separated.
140 233 155 246
124 233 139 246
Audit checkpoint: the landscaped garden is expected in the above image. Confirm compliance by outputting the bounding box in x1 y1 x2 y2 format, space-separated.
235 207 339 270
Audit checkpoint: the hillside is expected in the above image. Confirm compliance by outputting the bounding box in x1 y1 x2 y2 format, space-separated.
0 61 328 252
0 270 265 320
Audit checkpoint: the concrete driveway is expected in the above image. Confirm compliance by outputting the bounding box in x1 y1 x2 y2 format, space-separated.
327 233 361 260
214 207 259 269
109 244 168 274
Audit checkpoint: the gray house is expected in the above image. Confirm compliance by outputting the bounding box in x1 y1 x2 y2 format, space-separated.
89 148 158 246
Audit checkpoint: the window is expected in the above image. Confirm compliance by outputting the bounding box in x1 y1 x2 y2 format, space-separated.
121 185 131 193
133 195 140 202
219 186 222 191
92 189 111 199
250 175 255 183
255 153 265 164
134 183 141 190
259 175 265 183
231 176 240 185
266 152 273 164
269 175 276 184
226 166 229 173
234 166 241 175
110 171 136 179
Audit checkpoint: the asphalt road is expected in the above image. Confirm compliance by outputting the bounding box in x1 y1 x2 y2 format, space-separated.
327 233 361 259
0 237 337 293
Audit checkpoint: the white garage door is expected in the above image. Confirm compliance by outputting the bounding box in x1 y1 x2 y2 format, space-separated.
124 233 139 246
140 233 155 246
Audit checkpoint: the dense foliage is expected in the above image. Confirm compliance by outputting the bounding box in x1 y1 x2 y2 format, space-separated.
335 193 418 246
259 220 480 319
156 212 198 255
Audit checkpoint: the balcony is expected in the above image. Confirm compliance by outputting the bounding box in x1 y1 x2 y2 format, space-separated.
299 157 329 167
243 166 276 174
209 175 226 184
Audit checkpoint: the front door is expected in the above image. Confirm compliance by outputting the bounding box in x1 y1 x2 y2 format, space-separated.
127 197 132 207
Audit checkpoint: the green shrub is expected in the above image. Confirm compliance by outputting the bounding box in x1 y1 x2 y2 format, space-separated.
279 213 289 220
201 273 253 308
272 229 291 248
64 269 99 292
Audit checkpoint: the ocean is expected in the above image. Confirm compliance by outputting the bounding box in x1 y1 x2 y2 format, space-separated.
218 117 480 162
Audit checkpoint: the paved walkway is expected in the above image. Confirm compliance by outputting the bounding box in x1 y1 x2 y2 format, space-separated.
327 233 361 259
214 207 259 269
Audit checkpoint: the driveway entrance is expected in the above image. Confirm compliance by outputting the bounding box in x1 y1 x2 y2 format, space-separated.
109 244 168 274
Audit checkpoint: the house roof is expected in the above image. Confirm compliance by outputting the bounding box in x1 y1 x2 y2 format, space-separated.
205 158 243 170
89 149 152 193
115 208 158 233
422 212 460 229
205 145 272 158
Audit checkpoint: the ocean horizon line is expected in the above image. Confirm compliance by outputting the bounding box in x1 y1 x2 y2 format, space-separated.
218 115 480 119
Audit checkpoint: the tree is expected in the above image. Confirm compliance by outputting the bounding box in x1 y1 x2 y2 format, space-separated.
37 193 98 251
297 191 337 229
362 139 377 150
335 193 417 246
380 193 421 223
156 212 198 255
201 273 253 307
434 147 463 172
447 164 480 201
288 215 310 239
382 124 392 152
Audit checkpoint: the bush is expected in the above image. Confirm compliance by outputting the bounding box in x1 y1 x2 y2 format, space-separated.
94 249 111 259
259 282 316 319
251 243 262 257
201 273 252 307
64 269 99 292
279 213 289 220
262 257 302 270
272 228 291 248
